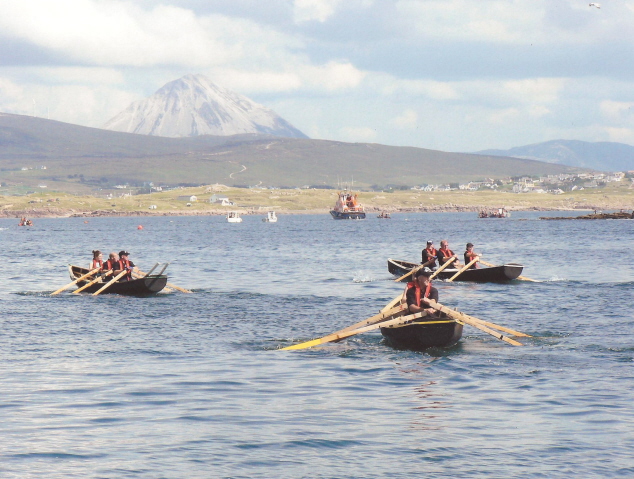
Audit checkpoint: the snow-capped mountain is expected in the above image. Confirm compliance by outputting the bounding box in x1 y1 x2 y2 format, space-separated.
102 74 308 139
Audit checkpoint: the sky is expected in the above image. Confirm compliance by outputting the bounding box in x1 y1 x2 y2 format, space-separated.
0 0 633 152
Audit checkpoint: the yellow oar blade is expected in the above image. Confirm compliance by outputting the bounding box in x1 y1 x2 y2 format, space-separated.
281 311 425 351
51 267 100 295
427 300 525 346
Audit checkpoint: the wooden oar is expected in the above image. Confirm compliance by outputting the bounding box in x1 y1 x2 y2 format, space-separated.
393 258 435 282
136 269 193 293
281 311 428 351
426 300 524 346
447 256 479 282
73 270 113 294
429 256 456 280
479 259 538 282
92 270 128 296
447 309 531 338
51 267 100 295
334 304 407 334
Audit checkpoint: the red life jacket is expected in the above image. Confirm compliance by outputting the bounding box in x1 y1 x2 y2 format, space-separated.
407 281 432 307
425 247 437 257
91 259 103 269
439 248 453 260
116 258 131 271
102 259 116 271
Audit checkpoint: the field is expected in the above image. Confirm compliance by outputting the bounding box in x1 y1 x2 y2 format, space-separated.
2 182 633 218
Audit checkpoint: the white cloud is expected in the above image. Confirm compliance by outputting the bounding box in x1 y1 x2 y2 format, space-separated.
293 0 342 23
604 127 634 144
382 79 459 100
301 62 366 91
600 100 634 123
390 109 418 129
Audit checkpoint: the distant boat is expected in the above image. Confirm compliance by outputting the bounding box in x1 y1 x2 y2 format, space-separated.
227 211 243 223
479 208 510 218
263 211 278 223
330 191 366 220
377 211 391 219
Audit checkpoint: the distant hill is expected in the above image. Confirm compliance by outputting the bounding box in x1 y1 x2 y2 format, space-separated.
103 74 307 139
476 140 634 172
0 113 585 193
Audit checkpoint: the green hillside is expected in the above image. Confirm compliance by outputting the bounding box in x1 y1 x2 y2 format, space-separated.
0 113 584 194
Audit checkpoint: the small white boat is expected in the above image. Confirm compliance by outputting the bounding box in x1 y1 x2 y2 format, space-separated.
227 211 243 223
263 211 278 223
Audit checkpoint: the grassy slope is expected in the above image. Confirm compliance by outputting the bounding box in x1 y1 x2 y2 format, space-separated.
2 181 633 216
0 114 583 193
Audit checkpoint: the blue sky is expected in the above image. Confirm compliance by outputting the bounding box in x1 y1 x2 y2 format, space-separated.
0 0 632 151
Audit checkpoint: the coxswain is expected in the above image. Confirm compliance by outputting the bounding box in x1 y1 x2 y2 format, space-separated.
421 240 438 268
91 250 104 270
437 240 461 268
113 250 136 281
464 243 479 269
406 267 439 316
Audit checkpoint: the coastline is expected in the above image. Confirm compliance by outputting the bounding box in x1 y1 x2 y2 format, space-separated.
2 183 632 219
0 204 599 219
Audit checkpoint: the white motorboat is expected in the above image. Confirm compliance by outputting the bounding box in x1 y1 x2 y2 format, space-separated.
227 211 243 223
263 211 278 223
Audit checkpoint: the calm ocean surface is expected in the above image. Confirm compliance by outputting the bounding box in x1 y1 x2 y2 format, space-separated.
1 211 633 478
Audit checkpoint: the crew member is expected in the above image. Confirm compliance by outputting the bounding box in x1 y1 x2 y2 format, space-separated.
102 252 119 273
437 240 461 268
464 243 479 269
421 240 438 268
406 267 439 316
91 250 103 270
113 250 136 281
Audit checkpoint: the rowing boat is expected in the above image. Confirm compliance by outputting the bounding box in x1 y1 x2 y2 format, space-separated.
380 313 463 349
387 258 523 283
68 265 167 295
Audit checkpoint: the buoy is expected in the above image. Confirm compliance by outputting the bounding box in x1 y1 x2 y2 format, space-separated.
137 225 143 230
84 221 89 224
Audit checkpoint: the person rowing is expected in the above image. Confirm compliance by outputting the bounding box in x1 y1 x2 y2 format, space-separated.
406 267 439 316
464 242 480 269
90 250 104 270
421 240 438 268
112 250 137 281
437 239 461 268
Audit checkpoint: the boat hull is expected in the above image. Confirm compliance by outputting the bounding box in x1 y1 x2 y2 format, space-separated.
381 316 463 350
387 258 523 283
70 266 167 295
330 210 366 220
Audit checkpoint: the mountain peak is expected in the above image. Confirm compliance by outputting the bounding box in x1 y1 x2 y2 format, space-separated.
102 74 307 139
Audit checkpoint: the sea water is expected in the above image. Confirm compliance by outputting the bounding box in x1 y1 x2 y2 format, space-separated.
1 212 633 478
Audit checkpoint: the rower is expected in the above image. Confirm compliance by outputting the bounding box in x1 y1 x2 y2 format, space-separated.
406 267 439 316
91 250 104 270
102 252 119 273
464 243 479 269
113 250 136 281
437 240 461 268
421 240 437 268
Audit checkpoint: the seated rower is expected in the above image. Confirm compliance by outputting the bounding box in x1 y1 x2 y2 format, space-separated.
113 250 137 281
464 243 479 269
102 252 119 275
421 240 437 268
90 250 103 270
437 240 461 268
406 267 439 316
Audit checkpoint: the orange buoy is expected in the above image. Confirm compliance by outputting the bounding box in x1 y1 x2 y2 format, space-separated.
137 225 143 230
